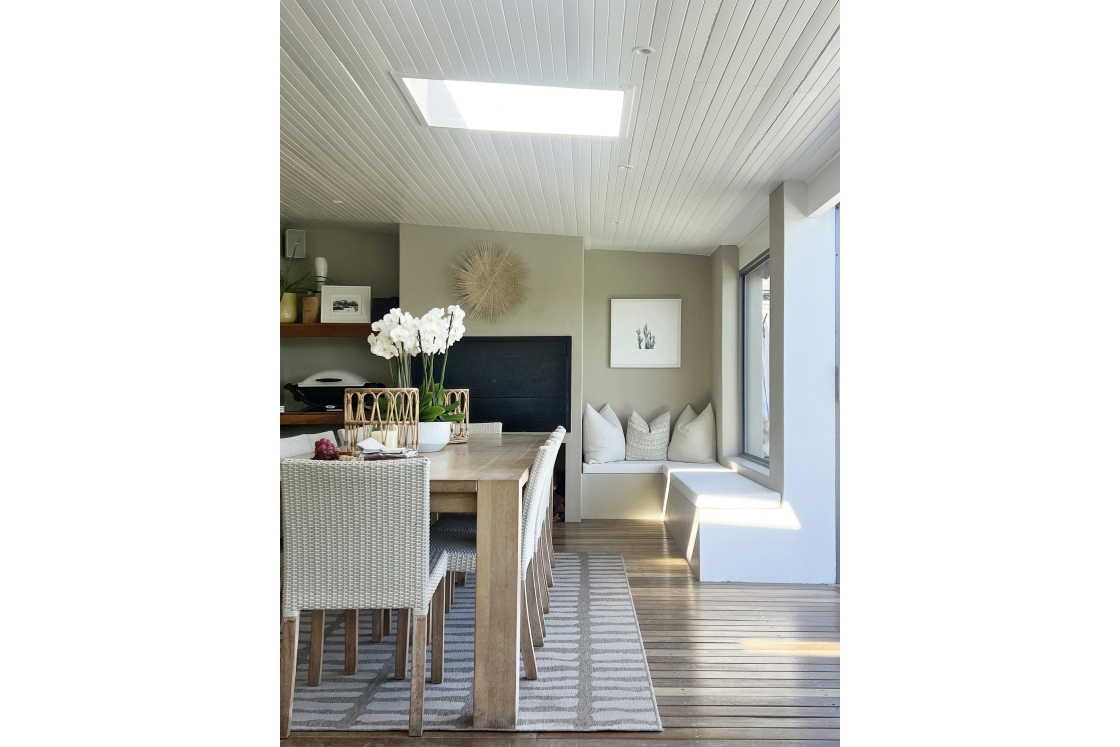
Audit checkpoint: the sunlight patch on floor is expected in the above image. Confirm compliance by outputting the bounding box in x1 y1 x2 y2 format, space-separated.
740 639 840 657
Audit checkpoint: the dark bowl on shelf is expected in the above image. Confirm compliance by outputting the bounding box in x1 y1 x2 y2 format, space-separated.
284 381 383 411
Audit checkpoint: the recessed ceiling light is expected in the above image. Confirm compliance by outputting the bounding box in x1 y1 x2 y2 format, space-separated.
619 164 635 170
332 200 344 204
633 46 655 55
612 220 622 224
400 77 626 137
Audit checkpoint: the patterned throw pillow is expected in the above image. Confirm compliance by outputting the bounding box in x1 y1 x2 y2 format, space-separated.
625 411 671 461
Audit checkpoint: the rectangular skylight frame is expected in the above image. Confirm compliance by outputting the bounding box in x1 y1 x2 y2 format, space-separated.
393 74 636 138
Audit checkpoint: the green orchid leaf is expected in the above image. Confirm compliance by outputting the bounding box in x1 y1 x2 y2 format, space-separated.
442 412 466 423
419 405 446 422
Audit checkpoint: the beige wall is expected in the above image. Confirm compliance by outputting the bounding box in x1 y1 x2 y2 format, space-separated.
710 245 741 466
398 223 586 519
280 227 400 412
583 250 713 428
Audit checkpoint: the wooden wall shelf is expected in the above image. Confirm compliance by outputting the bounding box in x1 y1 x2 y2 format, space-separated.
280 323 371 338
280 411 344 425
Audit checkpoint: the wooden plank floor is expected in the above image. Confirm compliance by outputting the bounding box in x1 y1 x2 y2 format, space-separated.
284 520 839 746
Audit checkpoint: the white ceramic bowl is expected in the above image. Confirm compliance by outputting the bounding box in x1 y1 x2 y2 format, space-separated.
417 421 452 452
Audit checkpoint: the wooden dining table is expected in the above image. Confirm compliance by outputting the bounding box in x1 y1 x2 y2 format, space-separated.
288 431 553 730
424 432 549 728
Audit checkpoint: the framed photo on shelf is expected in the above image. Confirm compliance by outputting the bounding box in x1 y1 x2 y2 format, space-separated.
320 285 371 323
610 298 682 368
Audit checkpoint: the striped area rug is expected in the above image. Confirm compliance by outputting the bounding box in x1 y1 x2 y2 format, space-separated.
290 552 662 732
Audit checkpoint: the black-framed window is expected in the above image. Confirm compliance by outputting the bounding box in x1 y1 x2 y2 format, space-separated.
740 253 771 465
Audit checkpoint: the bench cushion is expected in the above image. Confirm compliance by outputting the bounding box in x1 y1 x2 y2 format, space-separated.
584 460 662 474
583 460 729 475
670 471 781 509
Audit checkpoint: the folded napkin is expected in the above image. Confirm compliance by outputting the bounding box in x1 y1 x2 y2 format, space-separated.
362 450 419 460
357 436 417 458
357 436 385 453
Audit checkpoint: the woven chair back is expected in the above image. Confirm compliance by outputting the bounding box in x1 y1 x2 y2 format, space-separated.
470 422 503 436
443 388 470 443
280 430 337 458
280 458 432 617
342 388 420 451
531 428 566 548
520 443 556 578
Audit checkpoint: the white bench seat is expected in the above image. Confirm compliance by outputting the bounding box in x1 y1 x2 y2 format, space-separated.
582 460 720 474
669 471 781 509
665 469 792 582
580 460 731 519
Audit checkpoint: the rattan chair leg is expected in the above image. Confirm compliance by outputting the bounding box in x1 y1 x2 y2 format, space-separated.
371 608 383 642
281 615 298 739
344 610 359 675
395 609 410 679
520 580 538 680
431 579 446 684
409 612 428 737
308 610 325 686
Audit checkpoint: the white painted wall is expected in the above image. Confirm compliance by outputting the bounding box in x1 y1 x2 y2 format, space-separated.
707 180 838 583
759 181 837 583
741 220 769 269
806 154 841 217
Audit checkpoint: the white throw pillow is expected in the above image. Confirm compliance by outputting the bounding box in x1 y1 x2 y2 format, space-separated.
583 403 626 463
666 404 716 463
626 411 671 461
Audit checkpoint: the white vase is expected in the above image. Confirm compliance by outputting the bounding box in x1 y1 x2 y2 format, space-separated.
417 421 451 452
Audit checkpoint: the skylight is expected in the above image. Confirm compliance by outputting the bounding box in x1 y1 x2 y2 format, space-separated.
400 77 626 137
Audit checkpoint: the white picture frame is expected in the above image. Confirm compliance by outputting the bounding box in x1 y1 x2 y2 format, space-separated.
610 298 681 368
320 285 371 323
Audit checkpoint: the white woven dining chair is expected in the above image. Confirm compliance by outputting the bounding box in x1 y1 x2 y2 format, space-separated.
522 430 564 624
469 422 502 435
279 458 449 738
279 430 337 458
531 429 565 597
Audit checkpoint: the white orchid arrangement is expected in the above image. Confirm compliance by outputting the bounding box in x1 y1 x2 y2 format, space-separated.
368 305 467 422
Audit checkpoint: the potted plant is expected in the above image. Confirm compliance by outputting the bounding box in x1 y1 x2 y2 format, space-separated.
369 305 467 451
280 254 318 323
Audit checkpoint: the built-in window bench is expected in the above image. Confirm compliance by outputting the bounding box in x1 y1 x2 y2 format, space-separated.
664 470 792 582
580 461 731 520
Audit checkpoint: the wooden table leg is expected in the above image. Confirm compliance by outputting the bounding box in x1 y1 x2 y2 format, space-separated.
473 478 522 729
280 614 298 739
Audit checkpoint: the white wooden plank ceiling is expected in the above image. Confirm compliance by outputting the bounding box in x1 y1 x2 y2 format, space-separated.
281 0 840 254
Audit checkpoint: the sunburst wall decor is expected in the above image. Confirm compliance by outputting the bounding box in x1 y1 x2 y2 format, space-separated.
451 242 530 322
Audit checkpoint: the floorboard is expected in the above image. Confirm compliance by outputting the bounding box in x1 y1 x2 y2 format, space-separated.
283 519 840 745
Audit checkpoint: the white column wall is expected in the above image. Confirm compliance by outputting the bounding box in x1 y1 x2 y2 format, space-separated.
761 181 837 583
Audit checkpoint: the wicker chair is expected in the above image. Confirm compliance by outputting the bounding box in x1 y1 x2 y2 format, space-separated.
469 422 502 436
523 431 564 622
279 430 337 458
279 458 449 738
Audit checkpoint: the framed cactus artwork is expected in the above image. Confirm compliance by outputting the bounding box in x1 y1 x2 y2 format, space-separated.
610 298 682 368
